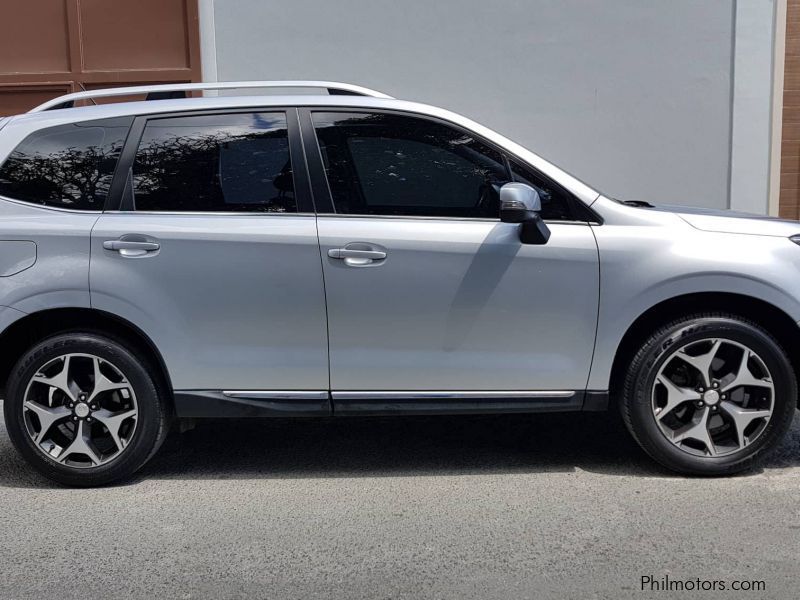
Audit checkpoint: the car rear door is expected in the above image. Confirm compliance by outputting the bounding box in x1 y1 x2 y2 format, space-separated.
300 109 600 413
90 108 330 413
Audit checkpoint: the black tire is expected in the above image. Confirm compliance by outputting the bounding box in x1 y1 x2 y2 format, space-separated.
3 333 170 486
620 313 797 476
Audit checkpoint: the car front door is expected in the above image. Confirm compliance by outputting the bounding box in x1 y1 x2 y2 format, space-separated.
301 109 600 413
90 109 329 411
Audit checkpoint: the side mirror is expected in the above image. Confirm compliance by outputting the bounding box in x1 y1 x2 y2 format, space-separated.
500 183 541 222
499 183 551 245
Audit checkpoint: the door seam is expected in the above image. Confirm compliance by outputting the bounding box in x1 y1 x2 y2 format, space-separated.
583 223 602 393
87 213 103 310
296 107 333 397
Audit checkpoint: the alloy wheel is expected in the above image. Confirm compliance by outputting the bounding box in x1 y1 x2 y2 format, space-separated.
22 353 138 468
651 337 774 457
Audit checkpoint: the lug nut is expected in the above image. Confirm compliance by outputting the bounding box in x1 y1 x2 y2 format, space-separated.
712 382 719 388
72 416 77 421
91 405 97 410
698 387 705 393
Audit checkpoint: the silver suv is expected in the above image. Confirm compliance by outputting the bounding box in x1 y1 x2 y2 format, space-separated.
0 81 797 485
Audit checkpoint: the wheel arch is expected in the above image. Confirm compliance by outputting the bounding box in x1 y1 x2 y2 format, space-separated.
0 307 173 406
608 292 800 405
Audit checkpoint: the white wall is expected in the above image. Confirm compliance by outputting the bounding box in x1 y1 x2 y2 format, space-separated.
203 0 777 211
730 0 777 214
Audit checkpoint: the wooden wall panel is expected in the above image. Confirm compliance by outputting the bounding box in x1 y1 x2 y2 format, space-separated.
0 0 71 73
0 84 72 116
0 0 201 116
780 0 800 219
79 0 192 71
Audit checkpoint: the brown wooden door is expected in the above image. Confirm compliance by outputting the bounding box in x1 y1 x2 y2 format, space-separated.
0 0 201 116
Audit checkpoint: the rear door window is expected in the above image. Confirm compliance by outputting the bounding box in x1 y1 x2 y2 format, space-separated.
131 112 296 213
0 117 132 210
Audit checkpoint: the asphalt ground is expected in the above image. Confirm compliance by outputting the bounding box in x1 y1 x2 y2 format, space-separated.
1 402 799 599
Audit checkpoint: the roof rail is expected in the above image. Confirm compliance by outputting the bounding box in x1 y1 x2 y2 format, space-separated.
29 81 395 112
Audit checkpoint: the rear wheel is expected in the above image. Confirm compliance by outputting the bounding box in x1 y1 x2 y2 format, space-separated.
620 314 797 475
3 333 170 486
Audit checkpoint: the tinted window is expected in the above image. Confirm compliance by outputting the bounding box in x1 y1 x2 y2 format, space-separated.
313 112 508 218
133 112 295 212
0 117 131 210
509 158 574 221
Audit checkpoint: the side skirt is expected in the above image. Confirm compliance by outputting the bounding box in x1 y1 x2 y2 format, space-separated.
173 390 609 418
332 390 580 416
174 391 332 418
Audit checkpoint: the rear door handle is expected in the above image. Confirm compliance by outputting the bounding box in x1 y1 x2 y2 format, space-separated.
103 239 160 257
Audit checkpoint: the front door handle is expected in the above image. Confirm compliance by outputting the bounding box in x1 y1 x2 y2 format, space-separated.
103 239 160 257
327 244 387 267
328 248 387 260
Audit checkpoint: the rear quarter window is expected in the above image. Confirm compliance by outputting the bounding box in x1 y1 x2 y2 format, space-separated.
0 117 132 211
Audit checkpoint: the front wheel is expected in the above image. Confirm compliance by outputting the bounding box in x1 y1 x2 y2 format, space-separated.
3 333 170 486
620 314 797 475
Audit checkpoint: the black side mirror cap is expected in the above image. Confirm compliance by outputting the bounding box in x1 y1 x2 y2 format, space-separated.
520 217 551 244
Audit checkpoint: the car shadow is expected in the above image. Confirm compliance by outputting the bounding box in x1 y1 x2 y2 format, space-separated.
442 223 520 351
1 410 798 489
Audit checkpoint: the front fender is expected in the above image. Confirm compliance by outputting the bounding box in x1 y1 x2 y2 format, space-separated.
588 221 800 390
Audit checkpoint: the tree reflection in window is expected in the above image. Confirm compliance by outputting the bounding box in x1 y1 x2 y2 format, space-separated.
0 117 132 211
132 112 296 213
